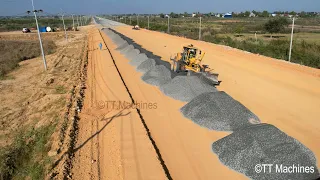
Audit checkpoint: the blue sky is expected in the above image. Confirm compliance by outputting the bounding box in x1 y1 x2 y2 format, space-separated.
0 0 319 16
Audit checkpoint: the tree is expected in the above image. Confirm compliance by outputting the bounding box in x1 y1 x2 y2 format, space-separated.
264 18 289 37
234 25 244 36
289 11 297 16
262 10 269 17
160 13 165 18
244 11 251 17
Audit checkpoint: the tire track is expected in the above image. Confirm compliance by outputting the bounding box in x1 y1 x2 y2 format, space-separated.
99 30 173 180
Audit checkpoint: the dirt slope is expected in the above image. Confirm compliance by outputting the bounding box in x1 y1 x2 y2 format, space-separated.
113 26 320 170
71 29 166 180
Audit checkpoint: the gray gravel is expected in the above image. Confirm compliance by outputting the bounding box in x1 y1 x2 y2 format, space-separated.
124 49 140 61
137 58 156 73
212 123 320 180
160 76 218 102
141 65 172 86
129 53 149 66
115 41 129 51
180 91 261 131
120 44 134 54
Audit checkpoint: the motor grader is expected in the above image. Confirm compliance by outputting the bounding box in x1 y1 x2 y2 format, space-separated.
170 44 220 85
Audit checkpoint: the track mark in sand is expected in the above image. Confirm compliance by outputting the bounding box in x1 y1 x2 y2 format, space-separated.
99 30 173 180
120 112 143 180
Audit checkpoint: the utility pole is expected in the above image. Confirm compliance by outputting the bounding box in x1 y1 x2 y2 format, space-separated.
125 16 126 24
167 16 170 33
289 17 295 62
60 10 68 41
147 16 150 29
199 16 202 40
77 15 79 27
130 16 132 25
80 16 83 26
137 15 139 26
30 0 47 70
71 14 75 31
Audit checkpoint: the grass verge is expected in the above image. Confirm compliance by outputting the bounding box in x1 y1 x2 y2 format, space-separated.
0 123 56 180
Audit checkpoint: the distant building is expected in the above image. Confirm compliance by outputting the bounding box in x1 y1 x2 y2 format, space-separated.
249 12 256 17
271 13 277 17
215 14 221 18
223 13 232 18
192 13 197 17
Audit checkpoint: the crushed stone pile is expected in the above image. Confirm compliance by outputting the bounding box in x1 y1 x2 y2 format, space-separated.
160 76 218 102
141 65 172 86
137 59 156 73
129 53 149 66
180 91 261 131
115 41 129 51
124 49 140 61
120 44 135 54
212 123 320 180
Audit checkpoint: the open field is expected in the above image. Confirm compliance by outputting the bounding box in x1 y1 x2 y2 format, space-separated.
0 27 89 179
0 39 56 77
102 16 320 68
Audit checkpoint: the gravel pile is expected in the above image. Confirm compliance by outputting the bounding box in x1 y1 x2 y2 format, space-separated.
180 91 261 131
212 123 320 180
160 76 218 102
137 59 156 73
129 53 148 66
124 49 140 61
141 65 172 86
115 41 129 51
120 44 135 54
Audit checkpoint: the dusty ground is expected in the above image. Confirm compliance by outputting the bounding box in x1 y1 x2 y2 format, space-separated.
0 28 88 178
71 28 166 180
102 26 319 179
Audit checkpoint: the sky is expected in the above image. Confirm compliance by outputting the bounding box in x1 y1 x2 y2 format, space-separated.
0 0 319 16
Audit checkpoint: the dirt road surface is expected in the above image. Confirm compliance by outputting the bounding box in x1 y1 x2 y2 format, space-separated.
73 25 320 180
72 29 166 180
103 26 319 179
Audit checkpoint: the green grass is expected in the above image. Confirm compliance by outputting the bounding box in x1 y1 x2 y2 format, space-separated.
0 17 74 32
0 123 56 180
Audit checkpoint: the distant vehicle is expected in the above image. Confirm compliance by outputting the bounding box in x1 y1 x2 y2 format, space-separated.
132 25 140 30
22 28 31 33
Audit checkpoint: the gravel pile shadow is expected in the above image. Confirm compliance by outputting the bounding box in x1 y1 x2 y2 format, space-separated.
180 91 261 131
212 123 320 180
160 76 218 102
137 59 156 73
141 65 172 86
129 53 148 66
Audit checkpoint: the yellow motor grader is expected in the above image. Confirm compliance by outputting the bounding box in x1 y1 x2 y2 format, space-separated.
170 44 220 85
